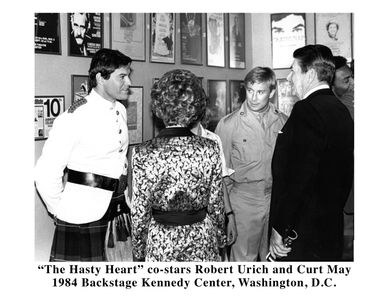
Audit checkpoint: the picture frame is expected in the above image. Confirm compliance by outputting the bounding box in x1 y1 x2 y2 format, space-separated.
276 78 300 116
271 13 306 69
68 13 103 57
228 13 245 69
150 13 176 64
35 96 65 140
110 13 146 61
315 13 353 62
229 80 245 112
180 13 202 65
71 75 89 104
35 13 61 55
207 80 228 132
127 86 143 145
206 13 225 68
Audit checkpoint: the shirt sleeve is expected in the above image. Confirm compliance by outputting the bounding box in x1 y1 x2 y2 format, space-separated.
215 119 233 173
34 112 79 215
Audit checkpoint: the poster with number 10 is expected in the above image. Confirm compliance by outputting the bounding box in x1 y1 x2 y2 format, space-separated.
35 96 65 140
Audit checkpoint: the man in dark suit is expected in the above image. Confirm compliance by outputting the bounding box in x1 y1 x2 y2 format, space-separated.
268 44 354 261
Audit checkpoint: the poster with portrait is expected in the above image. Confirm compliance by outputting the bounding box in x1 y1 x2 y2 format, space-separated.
207 80 227 132
180 13 202 65
127 86 143 145
271 13 306 69
71 75 89 104
228 13 245 69
315 13 352 61
150 13 175 64
68 13 103 57
276 79 300 116
110 13 146 61
229 80 245 112
35 96 65 140
35 13 61 54
206 13 225 67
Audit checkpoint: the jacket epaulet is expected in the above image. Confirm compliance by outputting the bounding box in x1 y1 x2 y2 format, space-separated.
68 97 87 113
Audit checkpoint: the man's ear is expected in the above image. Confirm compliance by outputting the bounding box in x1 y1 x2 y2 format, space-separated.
269 88 276 99
308 68 317 83
96 73 104 86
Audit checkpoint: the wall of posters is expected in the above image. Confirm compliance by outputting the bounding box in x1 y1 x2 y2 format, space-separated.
71 75 89 104
35 13 61 54
127 86 143 145
35 96 65 140
68 13 103 57
110 13 146 61
276 79 300 116
271 13 306 69
207 80 227 132
229 80 245 112
228 13 245 69
180 13 202 65
150 13 175 64
206 13 225 67
315 13 352 61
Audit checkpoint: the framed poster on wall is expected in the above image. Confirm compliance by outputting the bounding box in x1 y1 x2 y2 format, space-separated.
35 13 61 55
127 86 143 145
315 13 353 61
207 80 227 132
206 13 225 68
229 80 245 112
71 75 89 104
150 13 175 64
276 79 300 116
68 13 103 57
35 96 65 140
271 13 306 69
110 13 146 61
180 13 202 65
228 13 245 69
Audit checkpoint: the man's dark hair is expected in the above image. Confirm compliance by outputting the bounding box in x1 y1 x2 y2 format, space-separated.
87 48 132 93
333 55 348 69
293 44 335 84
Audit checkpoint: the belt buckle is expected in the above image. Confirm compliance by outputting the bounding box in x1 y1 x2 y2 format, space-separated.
112 178 119 192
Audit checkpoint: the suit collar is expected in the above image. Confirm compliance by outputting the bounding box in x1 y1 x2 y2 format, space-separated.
304 88 334 100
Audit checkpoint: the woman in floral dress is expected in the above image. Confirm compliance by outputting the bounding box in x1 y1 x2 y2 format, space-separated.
131 69 226 261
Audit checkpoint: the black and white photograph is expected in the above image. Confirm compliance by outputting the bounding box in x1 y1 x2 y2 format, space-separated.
180 13 202 65
68 13 103 57
35 13 61 55
110 13 146 61
228 13 245 69
150 13 175 63
315 13 353 61
206 13 225 67
207 79 227 132
271 13 306 69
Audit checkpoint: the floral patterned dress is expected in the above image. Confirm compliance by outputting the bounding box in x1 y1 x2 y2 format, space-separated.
130 127 226 261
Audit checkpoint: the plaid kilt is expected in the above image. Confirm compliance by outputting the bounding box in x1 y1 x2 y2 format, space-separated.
50 218 109 262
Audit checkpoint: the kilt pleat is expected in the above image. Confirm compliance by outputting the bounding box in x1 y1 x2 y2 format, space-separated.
49 218 108 262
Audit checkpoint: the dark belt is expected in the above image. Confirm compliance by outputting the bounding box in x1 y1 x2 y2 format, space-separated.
152 207 207 226
67 169 118 192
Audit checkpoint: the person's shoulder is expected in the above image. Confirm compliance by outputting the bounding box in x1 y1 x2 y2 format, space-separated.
218 108 241 126
269 102 288 122
67 97 88 114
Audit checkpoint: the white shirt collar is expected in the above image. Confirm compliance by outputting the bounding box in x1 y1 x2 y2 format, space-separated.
303 84 330 99
89 89 117 109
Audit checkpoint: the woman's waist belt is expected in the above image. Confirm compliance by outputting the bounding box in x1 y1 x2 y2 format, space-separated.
67 169 118 192
152 207 207 226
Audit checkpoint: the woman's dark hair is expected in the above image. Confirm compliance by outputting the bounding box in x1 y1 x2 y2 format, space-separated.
151 69 206 127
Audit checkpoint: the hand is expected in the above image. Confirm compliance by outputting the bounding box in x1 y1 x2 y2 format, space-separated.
269 228 291 260
226 214 237 245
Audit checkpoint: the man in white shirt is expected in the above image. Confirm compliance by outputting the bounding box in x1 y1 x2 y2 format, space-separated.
35 48 132 261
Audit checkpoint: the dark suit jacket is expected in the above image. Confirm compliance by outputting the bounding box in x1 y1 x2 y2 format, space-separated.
269 88 354 261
